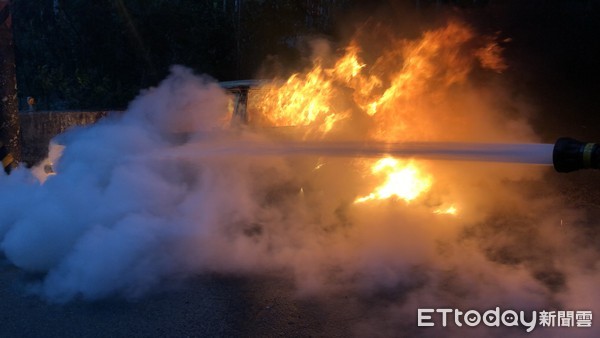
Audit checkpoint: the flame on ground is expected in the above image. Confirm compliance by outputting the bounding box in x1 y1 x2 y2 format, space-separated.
354 158 432 204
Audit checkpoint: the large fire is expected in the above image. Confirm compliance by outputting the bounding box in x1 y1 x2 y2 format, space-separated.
248 21 508 214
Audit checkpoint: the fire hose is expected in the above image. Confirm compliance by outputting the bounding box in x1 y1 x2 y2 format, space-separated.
1 137 597 175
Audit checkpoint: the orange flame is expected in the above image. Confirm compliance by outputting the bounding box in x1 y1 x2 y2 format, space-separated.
355 158 432 204
251 60 348 133
249 21 507 213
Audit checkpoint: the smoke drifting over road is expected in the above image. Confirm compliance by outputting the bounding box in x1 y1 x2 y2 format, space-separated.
0 20 598 337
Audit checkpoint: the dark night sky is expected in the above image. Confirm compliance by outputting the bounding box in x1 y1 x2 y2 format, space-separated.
479 1 600 143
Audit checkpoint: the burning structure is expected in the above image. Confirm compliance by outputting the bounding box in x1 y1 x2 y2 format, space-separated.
0 18 598 336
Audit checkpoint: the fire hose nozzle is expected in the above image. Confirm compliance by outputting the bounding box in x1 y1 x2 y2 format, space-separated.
553 137 600 173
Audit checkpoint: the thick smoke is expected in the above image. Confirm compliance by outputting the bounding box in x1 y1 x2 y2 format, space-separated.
0 23 598 337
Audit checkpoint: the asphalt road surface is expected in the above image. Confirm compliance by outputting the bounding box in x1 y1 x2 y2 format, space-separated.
0 265 363 337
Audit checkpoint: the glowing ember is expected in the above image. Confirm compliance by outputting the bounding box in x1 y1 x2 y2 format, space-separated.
313 162 325 171
433 205 458 215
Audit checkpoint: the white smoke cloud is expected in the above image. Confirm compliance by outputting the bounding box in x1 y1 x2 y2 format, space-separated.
0 66 242 301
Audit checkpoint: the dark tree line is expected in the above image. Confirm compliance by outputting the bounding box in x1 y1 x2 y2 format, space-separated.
8 0 600 111
12 0 237 110
10 0 359 110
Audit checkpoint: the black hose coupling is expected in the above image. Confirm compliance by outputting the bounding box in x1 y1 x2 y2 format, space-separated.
553 137 599 173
